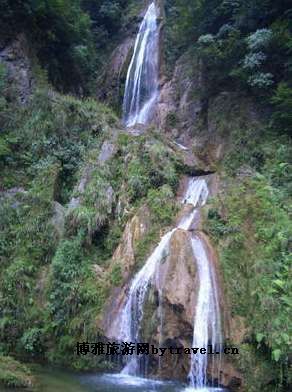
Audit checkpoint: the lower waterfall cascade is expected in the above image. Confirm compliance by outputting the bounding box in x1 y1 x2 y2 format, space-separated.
189 235 222 388
110 177 223 389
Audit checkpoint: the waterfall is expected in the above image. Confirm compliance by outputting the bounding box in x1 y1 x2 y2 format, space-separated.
189 236 222 389
116 1 223 384
182 177 209 207
116 178 211 376
118 228 176 375
122 2 159 127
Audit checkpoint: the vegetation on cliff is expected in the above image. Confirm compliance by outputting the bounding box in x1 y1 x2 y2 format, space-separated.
165 0 292 132
0 0 136 93
207 134 291 390
163 0 292 389
0 355 34 388
0 0 291 391
0 59 182 372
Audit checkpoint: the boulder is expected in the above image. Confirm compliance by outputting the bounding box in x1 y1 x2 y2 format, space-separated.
98 141 117 165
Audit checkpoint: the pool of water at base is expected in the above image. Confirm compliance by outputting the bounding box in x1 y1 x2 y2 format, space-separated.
0 368 226 392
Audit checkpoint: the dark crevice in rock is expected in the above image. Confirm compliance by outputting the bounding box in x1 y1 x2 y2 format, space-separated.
184 168 216 176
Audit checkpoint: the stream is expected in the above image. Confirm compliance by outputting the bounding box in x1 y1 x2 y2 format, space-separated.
0 368 226 392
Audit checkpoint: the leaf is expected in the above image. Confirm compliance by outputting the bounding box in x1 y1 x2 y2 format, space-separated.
273 279 285 289
279 162 288 168
256 333 264 343
280 295 292 306
272 349 281 362
281 333 290 344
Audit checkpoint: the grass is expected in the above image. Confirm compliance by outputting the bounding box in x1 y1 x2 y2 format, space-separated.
0 356 34 388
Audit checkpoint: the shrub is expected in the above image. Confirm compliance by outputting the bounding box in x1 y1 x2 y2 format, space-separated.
20 328 45 355
271 82 292 134
246 29 273 51
147 185 177 225
208 173 292 385
110 264 123 286
243 52 266 69
0 356 34 388
247 72 273 88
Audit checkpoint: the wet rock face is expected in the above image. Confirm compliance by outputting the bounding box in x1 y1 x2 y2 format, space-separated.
156 52 204 137
97 37 134 109
101 205 152 338
96 2 149 109
156 51 225 171
0 34 34 104
156 51 263 173
147 229 198 380
112 205 152 280
157 229 198 327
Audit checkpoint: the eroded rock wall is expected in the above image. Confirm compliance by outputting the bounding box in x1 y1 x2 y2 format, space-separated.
0 33 35 104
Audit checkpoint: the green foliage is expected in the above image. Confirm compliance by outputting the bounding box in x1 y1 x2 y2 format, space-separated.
0 356 34 388
208 172 291 386
67 167 115 241
0 0 134 93
47 233 109 368
134 228 160 269
165 0 292 99
0 191 56 353
117 136 179 202
133 185 178 269
233 344 278 392
271 82 292 134
206 208 231 237
205 106 292 389
1 87 117 200
0 63 8 120
246 29 273 51
49 235 93 328
20 328 45 355
0 0 96 92
147 185 177 225
0 81 119 366
196 26 243 93
110 264 122 286
238 29 274 89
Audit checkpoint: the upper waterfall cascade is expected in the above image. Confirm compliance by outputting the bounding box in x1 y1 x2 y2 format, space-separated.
113 177 222 388
122 2 159 127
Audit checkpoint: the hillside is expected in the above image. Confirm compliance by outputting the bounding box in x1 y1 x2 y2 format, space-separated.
0 1 291 391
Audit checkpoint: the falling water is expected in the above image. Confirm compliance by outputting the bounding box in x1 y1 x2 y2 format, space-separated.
116 178 211 376
182 177 209 207
118 228 176 375
188 236 222 389
123 2 159 127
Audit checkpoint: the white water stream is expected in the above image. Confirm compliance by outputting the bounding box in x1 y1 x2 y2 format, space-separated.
189 236 222 388
116 178 221 385
122 2 159 127
118 3 222 388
